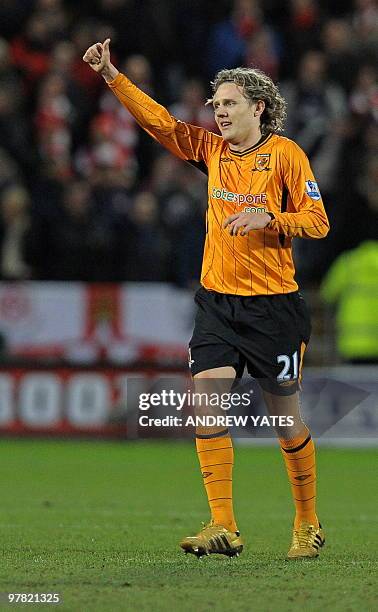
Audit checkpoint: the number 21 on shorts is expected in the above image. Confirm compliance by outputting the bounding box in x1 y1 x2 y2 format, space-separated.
277 351 298 381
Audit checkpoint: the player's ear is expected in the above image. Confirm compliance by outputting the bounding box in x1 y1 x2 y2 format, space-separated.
253 100 265 116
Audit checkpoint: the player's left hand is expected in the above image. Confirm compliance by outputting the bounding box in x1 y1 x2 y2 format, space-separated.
223 212 271 236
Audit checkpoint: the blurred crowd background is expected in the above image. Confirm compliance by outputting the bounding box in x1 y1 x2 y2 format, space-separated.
0 0 377 364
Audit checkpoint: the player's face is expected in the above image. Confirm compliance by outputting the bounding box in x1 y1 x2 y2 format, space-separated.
212 82 261 145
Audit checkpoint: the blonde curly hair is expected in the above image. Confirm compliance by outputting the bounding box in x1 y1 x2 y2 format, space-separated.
210 67 287 135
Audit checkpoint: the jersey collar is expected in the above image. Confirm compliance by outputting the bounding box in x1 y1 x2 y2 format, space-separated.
228 132 273 157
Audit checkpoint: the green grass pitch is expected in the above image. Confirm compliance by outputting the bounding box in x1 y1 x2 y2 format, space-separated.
0 440 377 611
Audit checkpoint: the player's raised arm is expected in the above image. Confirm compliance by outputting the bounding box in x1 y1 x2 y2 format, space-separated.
83 39 221 165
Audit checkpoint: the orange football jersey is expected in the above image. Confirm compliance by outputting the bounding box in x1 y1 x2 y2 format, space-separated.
109 73 330 295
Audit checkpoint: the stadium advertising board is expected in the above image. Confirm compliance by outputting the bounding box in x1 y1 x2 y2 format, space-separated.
0 367 376 439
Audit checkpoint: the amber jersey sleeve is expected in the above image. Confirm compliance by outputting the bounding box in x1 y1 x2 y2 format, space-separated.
107 73 330 296
268 139 330 239
108 72 222 167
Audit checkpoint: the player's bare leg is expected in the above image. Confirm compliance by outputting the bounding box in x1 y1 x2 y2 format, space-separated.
263 389 325 558
262 388 307 440
193 366 236 436
180 366 243 558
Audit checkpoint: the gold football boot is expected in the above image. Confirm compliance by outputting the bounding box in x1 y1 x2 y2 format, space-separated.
287 521 325 559
180 520 244 558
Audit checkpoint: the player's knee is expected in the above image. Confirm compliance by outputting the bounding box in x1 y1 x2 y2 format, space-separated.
276 421 308 442
259 378 299 396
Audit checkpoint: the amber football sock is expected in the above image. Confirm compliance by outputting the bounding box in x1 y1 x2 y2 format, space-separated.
279 429 318 530
195 429 237 532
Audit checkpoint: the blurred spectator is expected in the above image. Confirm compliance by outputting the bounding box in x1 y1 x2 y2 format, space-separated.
25 179 128 281
91 164 136 219
170 79 216 131
206 0 263 77
10 12 54 89
0 149 22 192
291 0 319 32
126 191 168 281
33 0 68 46
321 19 360 93
69 22 108 98
352 0 378 53
0 185 31 280
0 82 35 179
354 151 378 240
282 50 347 193
0 39 33 172
122 54 155 95
149 152 179 195
281 0 321 76
349 64 378 122
321 240 378 364
29 159 67 218
34 72 77 178
332 122 378 265
51 39 76 77
0 37 23 92
173 1 210 78
75 112 136 182
121 54 158 179
49 40 92 148
244 26 280 80
283 50 348 283
152 157 207 288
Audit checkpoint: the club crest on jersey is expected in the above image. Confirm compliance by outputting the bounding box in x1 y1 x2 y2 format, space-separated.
253 153 271 172
305 180 321 201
